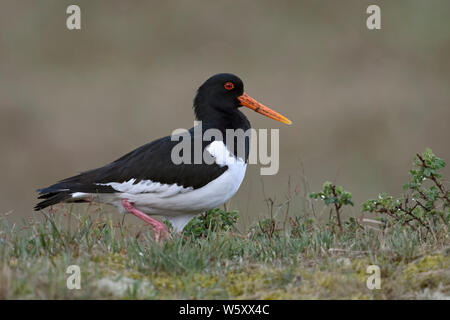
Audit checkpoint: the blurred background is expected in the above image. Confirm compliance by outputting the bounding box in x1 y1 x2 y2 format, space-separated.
1 1 449 228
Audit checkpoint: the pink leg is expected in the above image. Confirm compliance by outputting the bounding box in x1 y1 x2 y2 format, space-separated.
121 199 168 241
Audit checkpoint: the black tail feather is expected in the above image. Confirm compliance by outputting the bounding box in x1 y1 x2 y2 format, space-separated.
34 191 73 210
34 180 116 211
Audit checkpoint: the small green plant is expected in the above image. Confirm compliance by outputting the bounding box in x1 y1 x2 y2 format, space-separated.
288 216 314 238
182 208 239 239
363 148 449 235
309 182 354 232
248 217 279 239
343 216 363 233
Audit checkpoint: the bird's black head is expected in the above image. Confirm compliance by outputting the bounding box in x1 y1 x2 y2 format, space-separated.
193 73 292 125
193 73 244 121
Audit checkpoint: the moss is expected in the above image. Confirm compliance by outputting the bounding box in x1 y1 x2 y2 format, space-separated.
350 258 374 281
9 257 18 268
402 254 450 291
151 272 184 291
224 270 262 297
192 273 219 288
91 254 373 299
403 254 448 278
349 293 372 300
89 252 147 281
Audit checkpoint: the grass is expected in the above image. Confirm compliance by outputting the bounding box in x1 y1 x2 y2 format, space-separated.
0 205 448 299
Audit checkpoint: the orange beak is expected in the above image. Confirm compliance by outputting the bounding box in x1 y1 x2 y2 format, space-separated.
238 93 292 125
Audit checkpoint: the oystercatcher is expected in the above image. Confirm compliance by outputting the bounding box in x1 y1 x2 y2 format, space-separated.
35 73 291 239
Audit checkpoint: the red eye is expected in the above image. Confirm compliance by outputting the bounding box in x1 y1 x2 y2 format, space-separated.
224 82 234 90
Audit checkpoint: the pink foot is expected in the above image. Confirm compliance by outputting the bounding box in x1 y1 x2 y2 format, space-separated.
121 199 168 241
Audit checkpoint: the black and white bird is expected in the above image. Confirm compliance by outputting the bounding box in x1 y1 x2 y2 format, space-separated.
35 73 291 239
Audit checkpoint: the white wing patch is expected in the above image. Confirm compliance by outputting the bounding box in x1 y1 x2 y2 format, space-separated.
71 192 89 199
96 178 192 197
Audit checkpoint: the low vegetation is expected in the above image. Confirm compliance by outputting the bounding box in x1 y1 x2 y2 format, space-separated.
0 149 448 299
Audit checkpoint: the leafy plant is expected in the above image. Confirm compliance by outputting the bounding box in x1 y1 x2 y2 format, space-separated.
309 182 354 232
363 148 449 235
248 217 279 239
182 208 239 239
288 216 314 238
